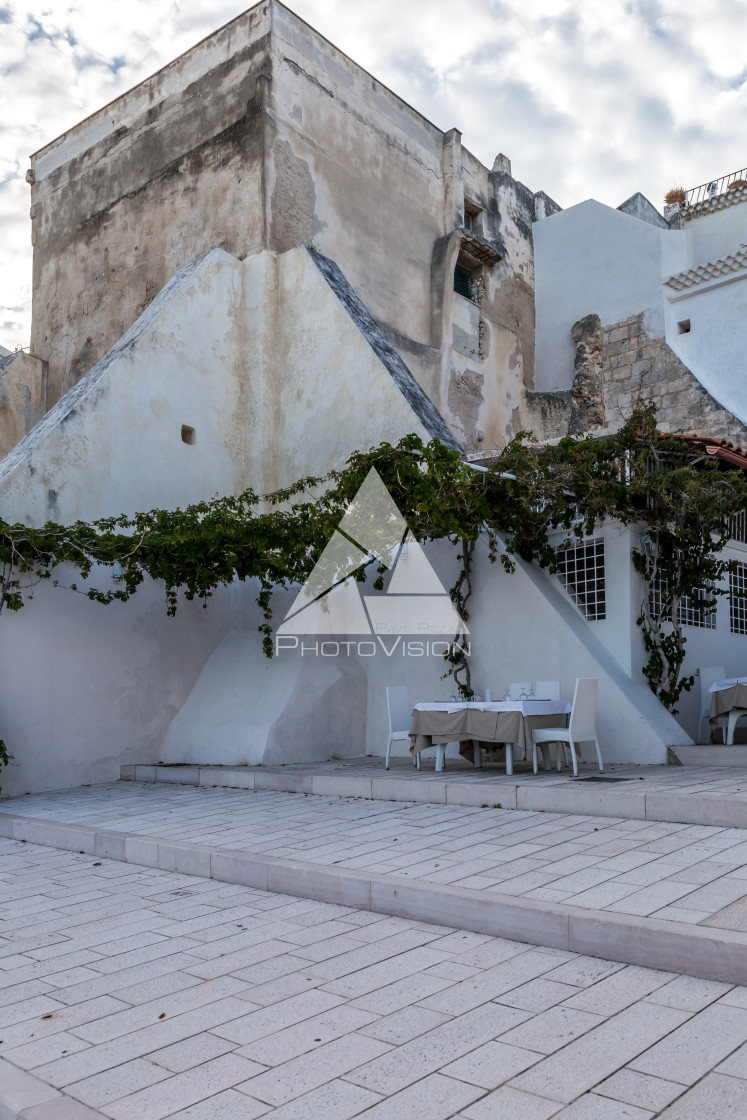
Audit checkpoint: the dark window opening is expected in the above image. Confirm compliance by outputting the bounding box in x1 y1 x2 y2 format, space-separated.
181 425 196 445
454 264 472 299
677 319 691 334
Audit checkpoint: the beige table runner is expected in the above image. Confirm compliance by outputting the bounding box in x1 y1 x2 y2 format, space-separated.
409 707 569 764
711 683 747 719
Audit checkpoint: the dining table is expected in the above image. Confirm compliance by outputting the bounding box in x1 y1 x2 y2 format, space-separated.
709 677 747 743
409 699 572 775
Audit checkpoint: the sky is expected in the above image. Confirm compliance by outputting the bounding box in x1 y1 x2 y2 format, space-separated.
1 0 746 350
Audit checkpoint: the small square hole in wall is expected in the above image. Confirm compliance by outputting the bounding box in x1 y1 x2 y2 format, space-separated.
181 425 196 445
677 319 691 334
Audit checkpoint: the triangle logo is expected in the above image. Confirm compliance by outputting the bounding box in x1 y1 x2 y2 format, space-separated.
277 468 468 636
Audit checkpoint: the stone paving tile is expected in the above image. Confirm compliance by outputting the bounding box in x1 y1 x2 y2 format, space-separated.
460 1084 563 1119
497 977 580 1013
234 1005 379 1066
499 1005 606 1054
656 1072 747 1117
595 1069 687 1113
510 1003 692 1103
170 1088 271 1118
549 1095 654 1117
562 966 675 1016
244 1077 382 1119
349 1071 484 1118
442 1038 540 1088
4 835 747 1118
645 974 731 1012
345 1003 540 1096
103 1053 265 1119
4 780 747 933
628 1001 747 1084
240 1033 391 1105
65 1056 171 1107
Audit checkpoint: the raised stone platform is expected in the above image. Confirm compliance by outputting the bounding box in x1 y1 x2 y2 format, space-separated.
121 756 747 830
3 780 747 988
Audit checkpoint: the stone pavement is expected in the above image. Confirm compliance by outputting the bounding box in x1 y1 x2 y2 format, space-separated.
2 783 747 986
122 756 747 830
3 837 747 1119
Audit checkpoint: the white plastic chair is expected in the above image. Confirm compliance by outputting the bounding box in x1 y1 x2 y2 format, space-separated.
506 681 533 701
385 687 446 772
531 678 602 777
533 681 565 768
727 707 747 745
698 665 726 743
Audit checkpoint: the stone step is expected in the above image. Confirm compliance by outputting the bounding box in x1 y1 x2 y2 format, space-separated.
2 802 747 988
121 761 747 830
671 745 747 766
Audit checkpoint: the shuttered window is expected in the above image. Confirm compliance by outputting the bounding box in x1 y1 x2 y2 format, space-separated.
453 264 472 299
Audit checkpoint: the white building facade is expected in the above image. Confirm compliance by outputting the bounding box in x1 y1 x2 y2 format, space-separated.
2 3 747 794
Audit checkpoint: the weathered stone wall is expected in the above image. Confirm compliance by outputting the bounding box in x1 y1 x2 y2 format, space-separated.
569 313 604 433
602 313 747 442
29 3 273 406
24 1 556 457
524 310 747 444
0 352 47 457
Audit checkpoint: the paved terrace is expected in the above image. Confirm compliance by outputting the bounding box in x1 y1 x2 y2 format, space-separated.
121 756 747 830
2 781 747 987
2 838 747 1119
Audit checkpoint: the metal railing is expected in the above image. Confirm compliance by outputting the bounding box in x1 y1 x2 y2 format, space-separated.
686 167 747 207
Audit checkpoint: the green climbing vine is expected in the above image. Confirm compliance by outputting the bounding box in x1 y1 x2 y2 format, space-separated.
0 405 745 756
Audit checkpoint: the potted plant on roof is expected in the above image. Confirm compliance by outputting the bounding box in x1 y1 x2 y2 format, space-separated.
665 186 686 206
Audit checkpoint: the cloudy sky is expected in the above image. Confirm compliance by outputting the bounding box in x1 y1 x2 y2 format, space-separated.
1 0 746 350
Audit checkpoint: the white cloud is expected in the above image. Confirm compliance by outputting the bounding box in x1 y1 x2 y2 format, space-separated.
1 0 745 349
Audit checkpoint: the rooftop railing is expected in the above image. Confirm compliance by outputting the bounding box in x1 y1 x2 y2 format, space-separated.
686 167 747 206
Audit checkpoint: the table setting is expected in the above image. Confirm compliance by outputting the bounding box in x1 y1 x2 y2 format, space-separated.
409 694 572 774
709 677 747 743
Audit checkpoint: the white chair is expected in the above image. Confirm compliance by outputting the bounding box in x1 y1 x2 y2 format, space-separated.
506 681 533 701
385 686 446 772
531 678 602 777
698 665 726 743
727 707 747 745
533 681 565 769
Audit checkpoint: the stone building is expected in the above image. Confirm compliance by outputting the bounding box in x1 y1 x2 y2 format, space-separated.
1 1 746 795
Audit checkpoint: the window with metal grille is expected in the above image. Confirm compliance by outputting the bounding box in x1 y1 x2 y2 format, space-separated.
453 264 472 299
649 577 665 622
679 588 717 628
556 537 606 620
731 511 747 543
730 563 747 634
649 577 716 628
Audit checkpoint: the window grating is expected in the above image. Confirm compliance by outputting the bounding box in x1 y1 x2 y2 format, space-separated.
453 264 472 299
731 563 747 634
678 588 717 628
556 537 606 620
731 511 747 543
649 578 716 628
649 577 664 622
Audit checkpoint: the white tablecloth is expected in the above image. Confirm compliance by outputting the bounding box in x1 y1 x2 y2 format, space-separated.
410 700 572 765
414 701 571 717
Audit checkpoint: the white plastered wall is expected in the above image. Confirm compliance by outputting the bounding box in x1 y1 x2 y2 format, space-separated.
533 200 682 391
534 196 747 433
0 245 439 794
0 243 690 794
